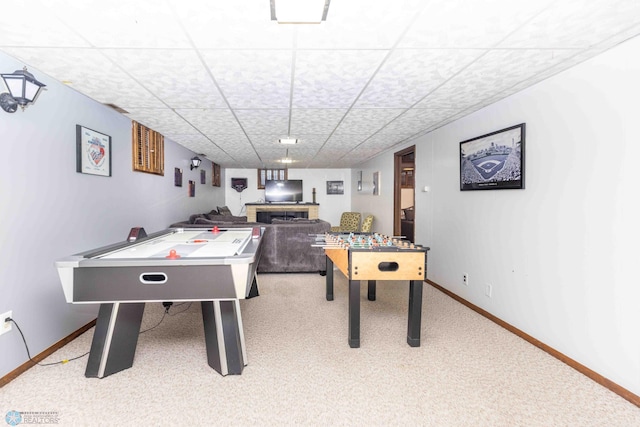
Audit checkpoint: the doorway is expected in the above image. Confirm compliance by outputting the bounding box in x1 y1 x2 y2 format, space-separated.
394 146 415 242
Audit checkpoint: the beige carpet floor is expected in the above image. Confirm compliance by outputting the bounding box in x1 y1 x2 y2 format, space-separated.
1 273 639 426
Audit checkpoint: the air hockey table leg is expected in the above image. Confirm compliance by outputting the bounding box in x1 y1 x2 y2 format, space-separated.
201 300 246 375
85 302 145 378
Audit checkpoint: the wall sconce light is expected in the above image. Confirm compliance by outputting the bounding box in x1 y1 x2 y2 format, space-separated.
190 156 202 170
0 66 46 113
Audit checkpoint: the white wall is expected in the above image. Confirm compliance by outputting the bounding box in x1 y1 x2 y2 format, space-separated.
353 37 640 396
0 51 226 378
223 168 352 226
352 158 396 236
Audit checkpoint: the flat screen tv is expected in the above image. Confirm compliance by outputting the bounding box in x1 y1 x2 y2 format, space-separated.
264 179 303 203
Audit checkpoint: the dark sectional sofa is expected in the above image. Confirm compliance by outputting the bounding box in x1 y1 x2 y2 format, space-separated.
169 211 331 274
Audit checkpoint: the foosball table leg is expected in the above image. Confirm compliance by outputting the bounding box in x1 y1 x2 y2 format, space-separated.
325 256 334 301
407 279 423 347
348 279 360 348
367 280 376 301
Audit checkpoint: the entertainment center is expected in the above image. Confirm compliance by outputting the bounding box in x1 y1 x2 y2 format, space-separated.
245 203 319 224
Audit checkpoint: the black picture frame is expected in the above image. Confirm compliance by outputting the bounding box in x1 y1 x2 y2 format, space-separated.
326 180 344 195
200 169 206 184
76 125 112 177
174 167 183 187
460 123 525 191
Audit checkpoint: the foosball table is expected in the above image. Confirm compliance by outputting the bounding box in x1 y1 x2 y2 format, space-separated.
315 232 430 348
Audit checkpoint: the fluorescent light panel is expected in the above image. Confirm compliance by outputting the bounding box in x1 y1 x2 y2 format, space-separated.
278 137 298 145
272 0 330 24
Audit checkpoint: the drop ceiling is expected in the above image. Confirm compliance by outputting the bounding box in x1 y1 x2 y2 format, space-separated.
1 0 639 168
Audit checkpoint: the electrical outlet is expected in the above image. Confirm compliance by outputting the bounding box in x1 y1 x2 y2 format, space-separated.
463 273 469 286
485 284 492 298
0 311 12 336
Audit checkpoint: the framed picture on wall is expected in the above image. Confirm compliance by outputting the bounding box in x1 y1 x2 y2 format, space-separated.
188 180 195 197
326 180 344 195
200 169 206 184
174 167 183 187
460 123 525 191
76 125 111 177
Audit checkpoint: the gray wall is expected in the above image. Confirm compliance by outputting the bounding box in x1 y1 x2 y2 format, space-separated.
353 35 640 396
0 51 225 378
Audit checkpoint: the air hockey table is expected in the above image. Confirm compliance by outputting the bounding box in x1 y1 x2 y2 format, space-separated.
56 226 264 378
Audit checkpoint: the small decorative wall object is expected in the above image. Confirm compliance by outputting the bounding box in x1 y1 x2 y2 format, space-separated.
231 177 248 192
373 172 380 195
76 125 111 177
460 123 525 191
200 169 206 184
326 180 344 195
174 167 183 187
188 180 195 197
357 171 362 191
212 162 221 187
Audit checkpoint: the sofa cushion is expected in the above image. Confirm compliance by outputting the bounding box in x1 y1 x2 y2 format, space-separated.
217 206 233 216
194 217 234 226
189 214 207 224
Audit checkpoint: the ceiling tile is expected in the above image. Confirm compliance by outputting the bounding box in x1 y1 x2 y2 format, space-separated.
296 0 425 49
292 50 387 108
415 49 577 110
335 109 406 135
380 109 462 135
175 109 245 136
355 49 484 108
201 50 293 109
174 0 295 49
126 109 198 135
290 109 348 134
399 0 551 48
102 49 227 109
0 2 88 47
3 48 166 109
235 109 290 136
55 0 192 48
498 0 640 48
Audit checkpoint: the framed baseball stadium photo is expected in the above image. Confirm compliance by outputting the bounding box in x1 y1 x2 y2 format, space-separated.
460 123 525 191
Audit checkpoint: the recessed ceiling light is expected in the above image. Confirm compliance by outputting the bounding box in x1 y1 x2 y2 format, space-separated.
279 148 294 163
278 137 298 145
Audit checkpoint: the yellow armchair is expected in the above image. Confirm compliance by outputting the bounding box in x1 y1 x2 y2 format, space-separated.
330 212 361 232
361 214 374 233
